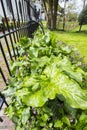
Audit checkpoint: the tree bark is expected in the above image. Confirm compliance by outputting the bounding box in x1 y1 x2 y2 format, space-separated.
53 0 58 29
42 0 48 21
83 0 86 8
63 0 66 31
48 0 54 29
79 24 82 32
42 0 59 30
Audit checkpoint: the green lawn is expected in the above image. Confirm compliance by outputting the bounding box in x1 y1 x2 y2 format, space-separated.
52 25 87 62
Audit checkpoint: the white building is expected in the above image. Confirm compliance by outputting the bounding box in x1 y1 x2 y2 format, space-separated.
0 0 22 22
0 0 44 23
0 0 45 23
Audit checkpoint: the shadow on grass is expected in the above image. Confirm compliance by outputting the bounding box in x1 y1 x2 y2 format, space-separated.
75 30 87 34
54 29 87 36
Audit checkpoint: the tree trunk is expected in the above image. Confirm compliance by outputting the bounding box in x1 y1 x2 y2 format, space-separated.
42 0 48 21
47 12 51 29
63 16 65 31
47 0 54 30
83 0 86 8
79 24 82 32
53 0 58 29
63 0 66 31
50 0 54 29
42 0 58 30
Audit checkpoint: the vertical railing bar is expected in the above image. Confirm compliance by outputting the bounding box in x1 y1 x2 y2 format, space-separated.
25 1 30 36
25 1 29 37
22 0 26 35
0 0 16 60
21 0 24 36
19 0 23 23
2 21 17 57
2 20 16 50
23 0 26 34
11 24 19 56
0 67 7 85
21 0 24 37
24 0 29 37
7 1 19 57
23 0 26 22
10 23 17 44
15 0 21 39
24 1 27 21
26 0 31 21
22 0 24 22
25 0 31 37
24 1 26 21
18 0 23 37
24 5 27 37
1 23 13 61
0 41 11 76
10 0 19 41
11 25 18 46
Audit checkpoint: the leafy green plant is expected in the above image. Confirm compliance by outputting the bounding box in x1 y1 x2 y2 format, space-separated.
2 31 87 130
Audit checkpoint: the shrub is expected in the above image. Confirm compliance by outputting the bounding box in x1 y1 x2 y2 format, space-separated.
2 31 87 130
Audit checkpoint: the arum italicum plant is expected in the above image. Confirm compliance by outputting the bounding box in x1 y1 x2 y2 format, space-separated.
2 31 87 130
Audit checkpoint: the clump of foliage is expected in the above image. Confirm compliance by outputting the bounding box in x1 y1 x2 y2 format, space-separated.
2 31 87 130
78 4 87 31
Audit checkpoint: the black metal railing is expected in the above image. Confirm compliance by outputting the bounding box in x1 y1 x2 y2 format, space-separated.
0 0 44 111
0 0 30 87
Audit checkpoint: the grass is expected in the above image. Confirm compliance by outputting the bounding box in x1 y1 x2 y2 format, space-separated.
51 25 87 62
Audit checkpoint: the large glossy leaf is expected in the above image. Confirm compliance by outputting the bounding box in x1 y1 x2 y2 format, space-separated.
18 56 87 109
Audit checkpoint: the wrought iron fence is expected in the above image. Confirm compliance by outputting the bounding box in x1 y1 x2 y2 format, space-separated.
0 0 28 88
0 0 44 90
